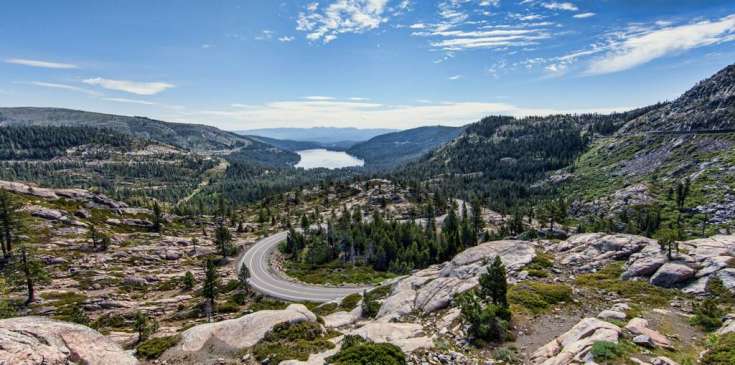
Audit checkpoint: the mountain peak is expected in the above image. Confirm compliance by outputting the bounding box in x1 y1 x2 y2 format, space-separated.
619 63 735 133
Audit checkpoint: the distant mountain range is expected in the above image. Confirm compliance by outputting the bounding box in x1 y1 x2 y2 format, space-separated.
238 127 397 147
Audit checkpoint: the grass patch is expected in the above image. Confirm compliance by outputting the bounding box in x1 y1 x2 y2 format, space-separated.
284 260 395 286
508 281 572 314
252 321 335 364
39 291 88 320
575 262 676 307
702 333 735 365
249 297 289 312
136 335 180 360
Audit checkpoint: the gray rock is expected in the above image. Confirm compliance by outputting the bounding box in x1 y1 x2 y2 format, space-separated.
530 318 621 365
649 263 694 288
163 304 316 358
377 240 535 319
598 310 627 321
632 334 655 348
0 316 138 365
22 205 65 220
716 268 735 293
557 233 656 273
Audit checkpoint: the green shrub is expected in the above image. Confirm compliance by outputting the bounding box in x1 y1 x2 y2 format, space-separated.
575 262 674 306
493 346 521 364
590 341 623 361
456 292 511 344
136 335 180 359
508 282 572 314
327 341 406 365
252 321 335 364
340 293 362 311
702 333 735 365
312 303 339 317
691 298 724 332
182 271 195 290
361 290 380 318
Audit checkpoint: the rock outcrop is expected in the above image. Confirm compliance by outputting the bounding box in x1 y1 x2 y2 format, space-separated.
377 240 535 320
0 316 138 365
623 235 735 293
555 233 656 273
530 317 622 365
625 318 672 349
162 304 316 359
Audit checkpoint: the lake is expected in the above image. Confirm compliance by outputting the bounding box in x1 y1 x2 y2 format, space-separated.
295 149 364 169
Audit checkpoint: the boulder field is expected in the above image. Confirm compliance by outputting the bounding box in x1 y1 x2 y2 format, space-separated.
554 233 735 294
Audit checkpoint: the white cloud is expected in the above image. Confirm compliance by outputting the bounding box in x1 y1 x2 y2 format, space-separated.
349 97 370 101
191 99 628 129
587 14 735 75
82 77 175 95
573 12 595 19
297 0 390 43
5 58 78 69
102 97 156 105
541 2 578 11
448 74 462 80
26 81 100 96
255 30 275 41
278 36 295 42
409 23 426 29
304 96 336 100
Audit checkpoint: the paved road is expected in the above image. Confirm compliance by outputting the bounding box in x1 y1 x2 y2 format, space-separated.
238 231 371 302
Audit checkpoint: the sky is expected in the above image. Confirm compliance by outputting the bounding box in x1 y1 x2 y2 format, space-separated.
1 1 734 130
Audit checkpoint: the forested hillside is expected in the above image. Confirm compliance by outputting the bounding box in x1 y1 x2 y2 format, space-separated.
348 125 463 168
390 108 655 211
0 107 294 157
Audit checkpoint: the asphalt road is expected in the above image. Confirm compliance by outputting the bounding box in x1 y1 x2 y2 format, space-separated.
238 230 372 302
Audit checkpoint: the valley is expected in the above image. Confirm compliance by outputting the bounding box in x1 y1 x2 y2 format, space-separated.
2 59 735 365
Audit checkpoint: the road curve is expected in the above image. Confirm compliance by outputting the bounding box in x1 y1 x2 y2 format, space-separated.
238 231 372 303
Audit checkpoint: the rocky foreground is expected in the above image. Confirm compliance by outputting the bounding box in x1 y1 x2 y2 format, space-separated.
1 180 735 364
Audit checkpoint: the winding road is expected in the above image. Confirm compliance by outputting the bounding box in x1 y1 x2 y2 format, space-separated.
238 231 372 302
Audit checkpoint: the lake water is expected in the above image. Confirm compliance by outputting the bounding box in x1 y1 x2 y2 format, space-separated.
295 149 364 169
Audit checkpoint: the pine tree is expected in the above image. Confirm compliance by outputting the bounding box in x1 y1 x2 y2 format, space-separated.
152 201 163 233
479 256 508 307
133 311 159 343
0 190 19 258
202 259 219 322
214 222 232 260
183 271 195 290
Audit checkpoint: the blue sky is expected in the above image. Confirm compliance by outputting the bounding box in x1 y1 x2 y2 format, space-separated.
1 0 734 130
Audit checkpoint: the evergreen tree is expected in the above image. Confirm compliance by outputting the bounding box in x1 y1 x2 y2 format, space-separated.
133 311 159 343
214 222 232 260
182 271 195 290
479 256 508 307
0 190 19 259
202 259 219 321
152 201 163 233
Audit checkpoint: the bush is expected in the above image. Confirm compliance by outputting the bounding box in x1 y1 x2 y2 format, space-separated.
691 298 724 332
702 333 735 365
575 262 674 306
361 290 380 318
590 341 623 361
493 346 521 364
327 341 406 365
340 293 362 311
508 282 572 314
457 292 511 344
252 321 334 364
136 335 179 359
182 271 195 290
